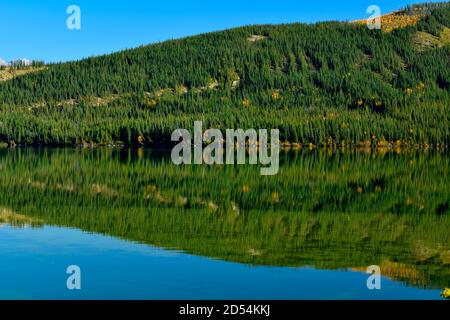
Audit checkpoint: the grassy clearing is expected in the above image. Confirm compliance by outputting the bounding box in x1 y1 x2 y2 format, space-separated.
414 26 450 50
0 66 47 81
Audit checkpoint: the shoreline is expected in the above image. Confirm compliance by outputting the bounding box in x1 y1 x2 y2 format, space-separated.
0 141 448 152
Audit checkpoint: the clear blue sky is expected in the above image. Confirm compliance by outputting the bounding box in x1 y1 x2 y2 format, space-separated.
0 0 441 63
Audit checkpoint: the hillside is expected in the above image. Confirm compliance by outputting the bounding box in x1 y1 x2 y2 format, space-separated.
0 66 46 81
352 10 425 33
352 2 449 32
0 3 449 147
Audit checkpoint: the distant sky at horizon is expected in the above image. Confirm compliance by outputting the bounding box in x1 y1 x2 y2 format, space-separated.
0 0 444 63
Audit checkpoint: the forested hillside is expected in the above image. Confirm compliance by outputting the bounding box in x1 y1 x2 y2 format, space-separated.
0 3 449 147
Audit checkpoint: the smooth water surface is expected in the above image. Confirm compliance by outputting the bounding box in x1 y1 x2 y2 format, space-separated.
0 148 448 299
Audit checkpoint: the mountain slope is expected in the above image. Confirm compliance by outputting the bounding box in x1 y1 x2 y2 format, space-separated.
0 3 449 147
0 66 46 81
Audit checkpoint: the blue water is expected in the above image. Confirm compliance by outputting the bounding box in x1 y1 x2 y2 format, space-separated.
0 224 442 300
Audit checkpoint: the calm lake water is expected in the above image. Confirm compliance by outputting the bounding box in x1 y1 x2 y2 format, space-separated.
0 148 448 300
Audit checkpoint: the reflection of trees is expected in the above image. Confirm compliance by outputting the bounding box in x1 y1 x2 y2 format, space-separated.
0 148 448 289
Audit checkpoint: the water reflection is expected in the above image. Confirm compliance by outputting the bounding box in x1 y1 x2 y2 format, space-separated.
0 148 448 296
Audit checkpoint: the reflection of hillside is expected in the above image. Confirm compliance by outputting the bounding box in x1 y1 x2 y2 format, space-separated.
353 259 422 285
0 208 43 228
0 148 448 289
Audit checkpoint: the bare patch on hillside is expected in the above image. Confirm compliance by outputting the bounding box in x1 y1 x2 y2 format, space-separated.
29 94 120 110
247 34 268 42
413 27 450 51
0 67 47 81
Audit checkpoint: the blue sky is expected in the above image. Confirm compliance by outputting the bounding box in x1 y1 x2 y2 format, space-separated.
0 0 442 63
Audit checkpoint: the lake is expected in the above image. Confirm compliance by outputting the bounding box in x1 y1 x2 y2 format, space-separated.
0 148 448 299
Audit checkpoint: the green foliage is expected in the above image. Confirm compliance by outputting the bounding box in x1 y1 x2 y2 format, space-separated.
0 5 449 146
